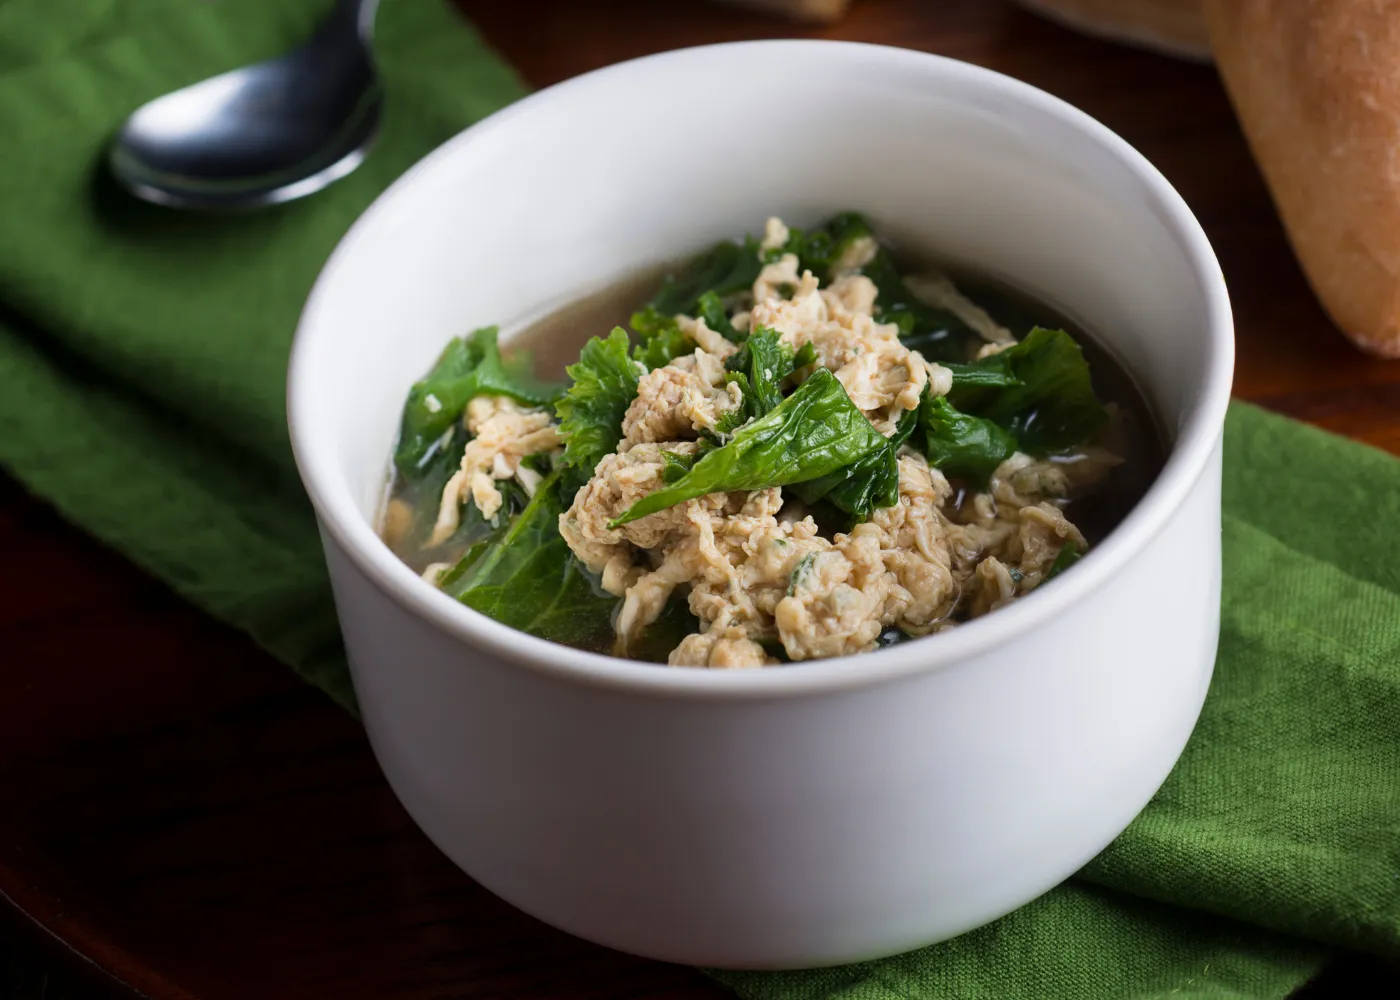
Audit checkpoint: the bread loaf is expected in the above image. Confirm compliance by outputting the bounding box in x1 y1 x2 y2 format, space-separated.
1013 0 1212 61
1205 0 1400 356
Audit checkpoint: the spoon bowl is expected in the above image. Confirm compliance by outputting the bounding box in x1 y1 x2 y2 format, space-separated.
109 0 381 210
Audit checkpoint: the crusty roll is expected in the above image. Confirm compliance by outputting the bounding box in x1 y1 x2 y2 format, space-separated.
1205 0 1400 356
1013 0 1212 61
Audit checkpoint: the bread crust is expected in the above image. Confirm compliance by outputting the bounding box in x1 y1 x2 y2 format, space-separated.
1206 0 1400 356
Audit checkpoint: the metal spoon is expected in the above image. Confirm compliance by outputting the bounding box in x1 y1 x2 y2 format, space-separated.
108 0 382 210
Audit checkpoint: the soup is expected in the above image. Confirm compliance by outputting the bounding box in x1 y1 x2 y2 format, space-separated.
379 214 1165 667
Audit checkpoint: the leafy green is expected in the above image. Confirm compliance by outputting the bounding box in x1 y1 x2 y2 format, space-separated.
660 449 698 484
394 422 467 549
555 328 641 494
773 211 982 362
518 451 555 477
1045 542 1082 582
442 472 617 647
649 236 765 317
724 327 797 419
610 368 888 527
774 211 875 278
394 327 564 476
629 306 693 370
711 326 807 438
695 290 742 342
394 420 538 564
787 552 817 595
919 394 1017 486
629 292 742 373
791 398 922 517
943 359 1023 391
949 327 1108 454
860 251 980 362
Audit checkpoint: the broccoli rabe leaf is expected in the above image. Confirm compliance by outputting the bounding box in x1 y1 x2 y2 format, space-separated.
649 236 766 317
396 425 534 556
629 306 693 370
943 359 1023 391
710 326 805 438
441 471 616 647
630 293 741 372
949 327 1108 454
773 211 875 278
780 212 986 362
695 290 743 342
860 252 982 363
660 449 698 484
790 398 921 517
555 328 641 494
1044 542 1082 582
611 368 887 527
725 326 796 416
919 394 1017 486
792 341 818 369
394 327 564 476
395 422 467 548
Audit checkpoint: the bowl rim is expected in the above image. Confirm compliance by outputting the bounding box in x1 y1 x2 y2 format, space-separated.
288 38 1234 700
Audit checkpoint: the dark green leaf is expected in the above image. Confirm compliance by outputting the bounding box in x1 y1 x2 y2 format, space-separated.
611 368 888 527
660 449 697 484
649 237 765 317
792 341 819 369
555 328 641 494
420 470 529 560
919 394 1017 486
695 290 742 342
724 326 795 418
519 451 555 477
943 359 1022 390
790 397 921 517
629 306 693 370
396 422 466 548
775 213 984 362
1045 542 1082 581
949 327 1109 454
758 638 793 663
397 426 531 554
443 472 617 647
711 326 804 439
787 552 817 595
774 211 875 278
394 327 564 476
859 251 982 363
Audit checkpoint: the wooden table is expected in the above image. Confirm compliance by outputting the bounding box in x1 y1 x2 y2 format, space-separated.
3 1 1398 997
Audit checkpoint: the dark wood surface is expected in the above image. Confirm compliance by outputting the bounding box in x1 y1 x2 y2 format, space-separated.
3 1 1398 997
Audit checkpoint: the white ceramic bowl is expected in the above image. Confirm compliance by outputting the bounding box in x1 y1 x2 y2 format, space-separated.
288 40 1232 970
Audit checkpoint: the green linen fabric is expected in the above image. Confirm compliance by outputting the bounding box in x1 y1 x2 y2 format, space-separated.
0 0 527 710
0 2 1395 998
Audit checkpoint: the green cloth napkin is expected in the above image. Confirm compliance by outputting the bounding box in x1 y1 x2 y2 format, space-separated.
1 2 1396 998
